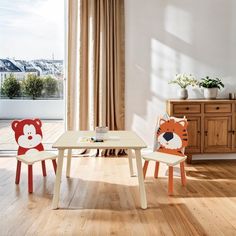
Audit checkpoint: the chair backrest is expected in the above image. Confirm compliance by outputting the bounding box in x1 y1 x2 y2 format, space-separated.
154 115 188 157
11 118 44 155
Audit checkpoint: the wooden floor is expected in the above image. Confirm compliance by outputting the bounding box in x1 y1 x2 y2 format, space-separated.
0 157 236 236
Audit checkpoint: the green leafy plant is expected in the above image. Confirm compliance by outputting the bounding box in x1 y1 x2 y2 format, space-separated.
43 76 58 97
1 74 21 99
169 74 198 89
23 74 44 99
199 76 224 89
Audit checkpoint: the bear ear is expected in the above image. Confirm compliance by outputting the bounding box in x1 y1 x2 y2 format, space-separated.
178 120 187 127
11 120 19 131
34 119 42 127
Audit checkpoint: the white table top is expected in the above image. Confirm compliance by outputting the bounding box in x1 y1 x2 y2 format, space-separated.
53 131 147 149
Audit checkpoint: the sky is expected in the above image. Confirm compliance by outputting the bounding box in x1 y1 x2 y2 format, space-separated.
0 0 64 60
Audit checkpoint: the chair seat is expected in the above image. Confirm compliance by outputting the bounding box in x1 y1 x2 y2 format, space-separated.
142 151 187 166
17 151 57 164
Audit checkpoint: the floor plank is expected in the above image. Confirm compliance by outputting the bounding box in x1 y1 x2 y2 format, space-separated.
0 157 236 236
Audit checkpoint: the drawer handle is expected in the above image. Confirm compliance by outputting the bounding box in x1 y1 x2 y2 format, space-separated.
229 130 235 135
205 131 208 136
197 131 201 134
186 107 190 110
216 107 220 110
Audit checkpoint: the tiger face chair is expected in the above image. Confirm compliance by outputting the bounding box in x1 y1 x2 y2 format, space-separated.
157 118 188 156
142 116 188 195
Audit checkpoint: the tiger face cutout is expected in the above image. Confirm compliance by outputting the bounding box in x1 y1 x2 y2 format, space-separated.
157 118 188 156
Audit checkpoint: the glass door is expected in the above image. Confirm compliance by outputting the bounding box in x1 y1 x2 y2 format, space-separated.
0 0 65 154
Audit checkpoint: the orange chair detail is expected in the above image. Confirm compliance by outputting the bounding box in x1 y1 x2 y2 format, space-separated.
142 117 188 195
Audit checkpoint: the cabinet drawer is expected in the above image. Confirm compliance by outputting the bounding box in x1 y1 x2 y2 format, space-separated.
205 104 231 113
173 104 201 114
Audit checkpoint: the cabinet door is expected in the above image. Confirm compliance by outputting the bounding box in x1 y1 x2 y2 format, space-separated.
204 116 232 152
186 117 201 153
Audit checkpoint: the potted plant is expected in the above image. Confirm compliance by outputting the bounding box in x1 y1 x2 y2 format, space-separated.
22 74 44 99
1 73 21 99
42 76 59 97
169 74 198 99
199 76 224 99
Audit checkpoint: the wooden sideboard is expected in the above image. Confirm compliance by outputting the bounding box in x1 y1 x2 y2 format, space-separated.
167 99 236 163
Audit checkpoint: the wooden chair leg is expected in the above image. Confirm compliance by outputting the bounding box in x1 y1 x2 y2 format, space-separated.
143 160 149 179
154 162 160 178
41 161 47 177
168 166 174 195
28 165 33 194
52 159 57 174
186 154 192 164
180 162 186 186
15 160 21 184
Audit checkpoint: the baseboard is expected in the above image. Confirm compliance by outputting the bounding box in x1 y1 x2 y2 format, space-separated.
193 153 236 161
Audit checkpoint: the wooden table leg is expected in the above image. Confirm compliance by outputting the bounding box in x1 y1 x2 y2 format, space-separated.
52 149 64 209
66 149 72 178
134 149 147 209
128 149 136 177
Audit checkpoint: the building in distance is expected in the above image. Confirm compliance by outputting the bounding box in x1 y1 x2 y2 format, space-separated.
0 58 63 87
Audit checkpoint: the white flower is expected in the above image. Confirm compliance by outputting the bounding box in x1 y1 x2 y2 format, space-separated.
169 73 198 89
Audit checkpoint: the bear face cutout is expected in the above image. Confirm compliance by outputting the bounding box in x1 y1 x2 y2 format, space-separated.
157 118 188 156
18 123 42 149
12 119 44 155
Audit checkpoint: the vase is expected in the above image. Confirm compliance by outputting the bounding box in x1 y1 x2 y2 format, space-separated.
203 88 218 99
178 88 188 100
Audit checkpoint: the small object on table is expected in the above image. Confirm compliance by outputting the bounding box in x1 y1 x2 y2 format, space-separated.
229 93 235 100
95 126 108 140
91 137 104 142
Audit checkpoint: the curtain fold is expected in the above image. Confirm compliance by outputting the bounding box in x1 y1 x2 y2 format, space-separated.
79 0 90 130
66 0 79 131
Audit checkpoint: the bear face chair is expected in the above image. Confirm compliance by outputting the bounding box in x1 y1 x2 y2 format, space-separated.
12 118 57 193
142 116 188 195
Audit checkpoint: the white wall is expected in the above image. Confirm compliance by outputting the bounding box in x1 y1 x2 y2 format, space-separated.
125 0 236 147
0 100 64 119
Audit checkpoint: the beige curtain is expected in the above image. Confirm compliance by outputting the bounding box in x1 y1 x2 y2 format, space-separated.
77 0 125 131
66 0 125 157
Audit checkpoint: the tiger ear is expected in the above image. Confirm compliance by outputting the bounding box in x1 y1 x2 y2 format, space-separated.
178 120 187 127
159 118 166 125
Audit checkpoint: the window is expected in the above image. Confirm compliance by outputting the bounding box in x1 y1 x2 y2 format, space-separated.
0 0 65 154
